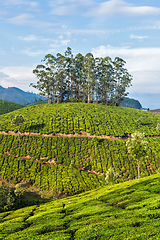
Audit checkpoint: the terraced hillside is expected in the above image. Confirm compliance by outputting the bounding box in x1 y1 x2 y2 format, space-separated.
0 103 160 194
0 103 160 136
0 174 160 239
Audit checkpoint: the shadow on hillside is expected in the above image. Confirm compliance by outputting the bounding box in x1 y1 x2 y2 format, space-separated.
27 123 45 131
23 190 43 201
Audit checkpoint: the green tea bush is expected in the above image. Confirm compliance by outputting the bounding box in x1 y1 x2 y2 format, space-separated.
0 103 160 137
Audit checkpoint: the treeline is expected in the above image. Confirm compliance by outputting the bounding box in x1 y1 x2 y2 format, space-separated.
31 47 132 106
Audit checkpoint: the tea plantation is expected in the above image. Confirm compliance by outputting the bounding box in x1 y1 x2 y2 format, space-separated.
0 103 160 191
0 103 159 136
0 174 160 239
0 99 23 115
0 102 160 239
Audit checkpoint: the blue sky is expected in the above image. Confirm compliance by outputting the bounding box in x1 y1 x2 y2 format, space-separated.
1 0 160 109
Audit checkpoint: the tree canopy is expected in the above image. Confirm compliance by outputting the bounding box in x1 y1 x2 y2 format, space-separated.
31 47 132 106
126 132 148 180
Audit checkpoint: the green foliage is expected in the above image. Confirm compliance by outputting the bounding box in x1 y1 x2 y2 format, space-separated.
11 114 25 141
14 183 25 203
0 99 23 115
11 114 25 127
0 174 160 239
105 167 119 185
0 181 15 212
31 49 132 105
126 132 148 180
156 122 160 132
126 132 148 160
0 103 160 137
0 131 160 192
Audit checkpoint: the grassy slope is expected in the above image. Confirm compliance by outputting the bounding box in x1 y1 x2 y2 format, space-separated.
0 102 160 136
0 99 23 115
0 174 160 239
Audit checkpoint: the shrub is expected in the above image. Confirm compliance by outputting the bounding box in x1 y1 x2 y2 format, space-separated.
105 167 119 185
0 181 15 212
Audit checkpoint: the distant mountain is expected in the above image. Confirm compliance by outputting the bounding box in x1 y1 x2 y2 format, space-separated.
0 86 142 109
0 86 46 105
128 93 160 110
120 97 142 109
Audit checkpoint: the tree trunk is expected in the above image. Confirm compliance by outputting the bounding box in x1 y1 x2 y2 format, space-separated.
18 126 20 142
137 159 140 180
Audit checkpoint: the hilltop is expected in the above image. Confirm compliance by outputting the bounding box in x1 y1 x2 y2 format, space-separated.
0 102 159 137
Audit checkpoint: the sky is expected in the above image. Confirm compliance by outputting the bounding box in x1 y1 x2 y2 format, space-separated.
0 0 160 109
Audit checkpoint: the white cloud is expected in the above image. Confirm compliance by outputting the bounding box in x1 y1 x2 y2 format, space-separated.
21 47 46 57
8 14 56 27
61 39 70 45
18 35 39 41
0 66 37 92
130 34 148 40
2 0 38 7
8 13 34 25
92 45 160 94
50 38 70 48
88 0 160 17
49 0 93 15
18 35 51 42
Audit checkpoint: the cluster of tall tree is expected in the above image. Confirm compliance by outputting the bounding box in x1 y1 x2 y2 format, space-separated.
30 47 132 106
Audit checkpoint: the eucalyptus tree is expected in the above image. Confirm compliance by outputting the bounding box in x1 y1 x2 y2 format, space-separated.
56 53 66 102
64 47 75 100
30 47 133 105
74 53 85 101
30 64 50 103
31 64 52 104
113 57 132 106
42 54 57 103
95 56 114 104
84 53 95 103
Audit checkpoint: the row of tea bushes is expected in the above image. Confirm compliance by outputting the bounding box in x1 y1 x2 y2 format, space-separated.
0 134 159 180
0 103 160 137
1 174 160 239
0 99 23 115
0 155 105 193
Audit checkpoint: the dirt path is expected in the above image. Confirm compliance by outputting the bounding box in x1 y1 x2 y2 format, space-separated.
0 130 129 140
1 130 160 140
